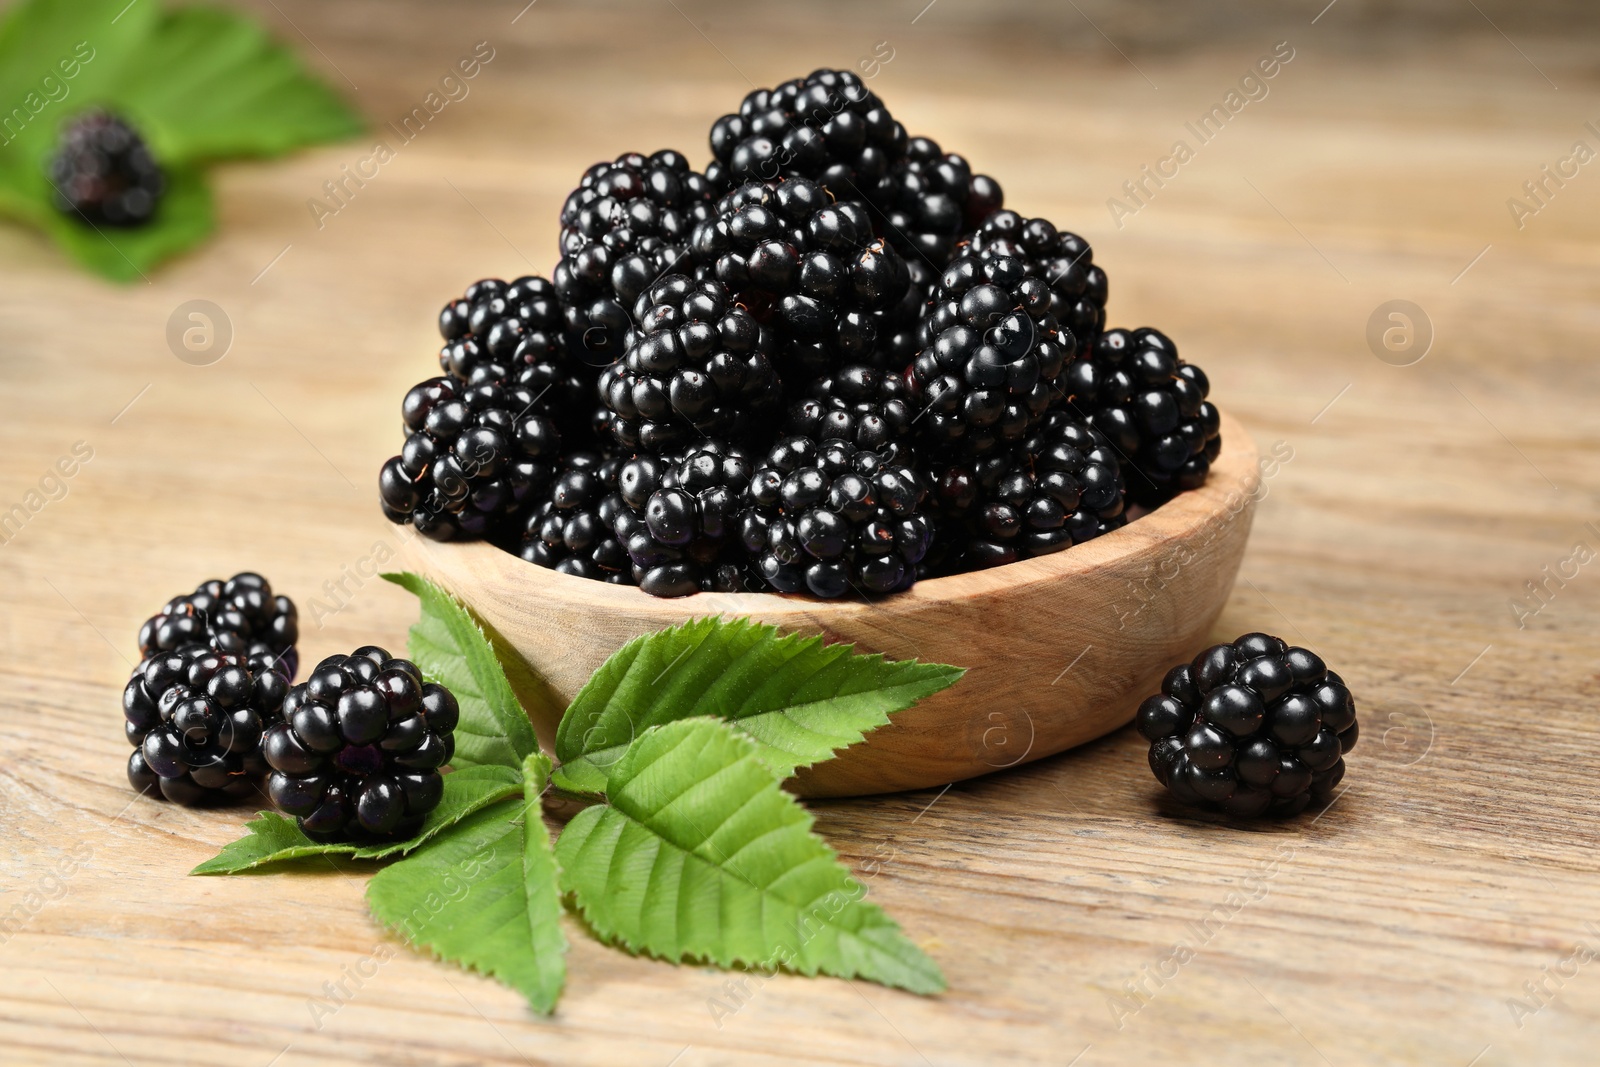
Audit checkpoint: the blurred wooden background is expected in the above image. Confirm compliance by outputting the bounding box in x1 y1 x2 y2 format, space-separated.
2 1 1598 1064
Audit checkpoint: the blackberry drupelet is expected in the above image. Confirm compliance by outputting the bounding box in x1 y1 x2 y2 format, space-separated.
1137 633 1359 818
911 251 1074 459
49 109 165 226
554 151 716 365
263 646 458 841
786 362 919 455
600 274 781 453
875 136 1004 267
707 69 907 205
968 210 1107 354
124 646 291 806
689 177 912 379
378 372 563 541
613 440 754 597
739 436 931 598
929 414 1125 571
519 452 633 584
1065 327 1221 507
137 572 299 680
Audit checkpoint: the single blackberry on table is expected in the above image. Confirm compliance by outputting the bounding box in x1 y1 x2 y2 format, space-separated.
612 440 754 597
436 275 590 435
1064 327 1221 507
874 136 1004 268
554 151 716 365
1137 633 1359 818
689 177 912 378
519 451 633 584
599 274 781 453
123 646 291 806
929 414 1125 571
911 251 1075 459
137 572 299 680
739 436 931 598
263 646 458 842
968 210 1107 354
707 69 907 205
786 363 920 455
378 372 563 541
49 109 165 226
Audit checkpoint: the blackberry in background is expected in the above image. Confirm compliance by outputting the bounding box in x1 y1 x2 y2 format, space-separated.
49 109 165 227
599 274 781 454
124 646 290 806
786 363 919 456
969 210 1107 356
1138 633 1359 818
930 415 1125 571
740 436 931 598
1065 327 1221 507
612 440 754 597
263 647 458 842
911 252 1074 459
690 177 912 379
519 452 633 584
138 572 299 681
875 136 1004 268
554 151 716 365
707 69 907 206
378 373 562 541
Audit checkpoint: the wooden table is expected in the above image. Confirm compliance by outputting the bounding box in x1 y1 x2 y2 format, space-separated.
4 2 1598 1063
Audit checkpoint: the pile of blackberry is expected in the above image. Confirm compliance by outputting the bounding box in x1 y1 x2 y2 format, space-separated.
49 110 166 227
374 69 1225 599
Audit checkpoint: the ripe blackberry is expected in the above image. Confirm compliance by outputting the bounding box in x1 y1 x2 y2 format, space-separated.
263 647 458 842
1065 327 1221 506
123 646 290 806
786 363 919 455
911 251 1075 459
436 276 590 435
599 274 780 453
707 69 907 205
929 415 1125 570
1137 633 1359 818
969 210 1107 352
739 436 931 598
49 109 165 226
875 136 1004 268
378 373 562 541
613 440 753 597
554 151 716 365
137 572 299 680
519 452 633 584
689 177 912 378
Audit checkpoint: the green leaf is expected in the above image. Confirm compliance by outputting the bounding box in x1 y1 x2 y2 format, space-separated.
367 780 567 1014
556 718 945 995
190 765 523 875
519 751 568 1013
114 6 363 164
556 618 963 788
383 571 539 773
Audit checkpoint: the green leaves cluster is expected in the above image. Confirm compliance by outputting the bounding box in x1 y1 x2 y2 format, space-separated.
195 571 964 1013
0 0 362 279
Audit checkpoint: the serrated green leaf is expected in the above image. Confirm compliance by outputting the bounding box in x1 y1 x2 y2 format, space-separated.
556 617 963 788
367 791 567 1014
190 765 523 875
383 571 538 773
114 6 362 164
556 718 945 995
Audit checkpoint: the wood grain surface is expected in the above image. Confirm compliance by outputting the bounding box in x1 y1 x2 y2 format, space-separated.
2 2 1598 1065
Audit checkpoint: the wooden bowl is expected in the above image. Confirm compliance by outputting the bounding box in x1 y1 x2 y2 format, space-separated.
398 411 1261 797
